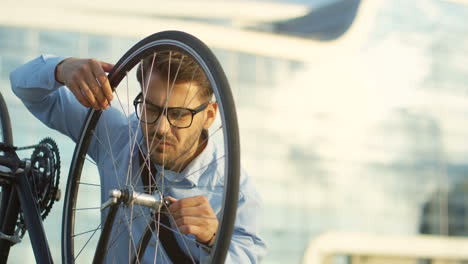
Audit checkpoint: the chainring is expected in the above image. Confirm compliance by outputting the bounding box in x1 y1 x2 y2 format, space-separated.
17 137 61 238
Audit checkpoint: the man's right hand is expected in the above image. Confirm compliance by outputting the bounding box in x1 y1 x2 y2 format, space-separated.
55 58 114 110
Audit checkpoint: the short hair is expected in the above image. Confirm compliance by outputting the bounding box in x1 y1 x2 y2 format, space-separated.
136 51 213 100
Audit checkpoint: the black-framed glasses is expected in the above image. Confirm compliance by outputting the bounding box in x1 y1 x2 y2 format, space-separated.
133 92 209 128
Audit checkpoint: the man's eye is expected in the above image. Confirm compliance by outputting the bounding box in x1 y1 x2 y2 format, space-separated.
145 106 161 115
169 109 190 120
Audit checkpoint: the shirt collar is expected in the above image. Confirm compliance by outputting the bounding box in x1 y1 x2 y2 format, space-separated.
177 132 215 186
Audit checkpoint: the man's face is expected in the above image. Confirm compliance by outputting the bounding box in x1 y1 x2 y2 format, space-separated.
140 72 217 171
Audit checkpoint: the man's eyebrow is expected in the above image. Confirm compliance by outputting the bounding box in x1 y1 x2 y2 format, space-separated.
142 97 196 109
143 98 162 108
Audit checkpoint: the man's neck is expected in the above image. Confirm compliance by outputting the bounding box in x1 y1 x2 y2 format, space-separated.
173 130 208 173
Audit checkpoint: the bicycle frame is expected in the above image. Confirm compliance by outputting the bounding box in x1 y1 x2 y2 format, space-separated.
0 155 53 263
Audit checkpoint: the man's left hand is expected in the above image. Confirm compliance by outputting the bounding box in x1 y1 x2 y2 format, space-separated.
167 196 218 246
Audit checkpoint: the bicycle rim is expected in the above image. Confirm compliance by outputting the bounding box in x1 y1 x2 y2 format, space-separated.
62 31 240 263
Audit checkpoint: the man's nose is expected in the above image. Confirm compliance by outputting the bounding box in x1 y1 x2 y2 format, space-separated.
156 114 171 135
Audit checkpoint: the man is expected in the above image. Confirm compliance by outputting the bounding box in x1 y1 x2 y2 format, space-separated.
10 52 266 263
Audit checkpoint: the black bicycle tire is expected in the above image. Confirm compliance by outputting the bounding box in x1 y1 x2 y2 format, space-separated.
0 92 13 146
62 30 240 264
0 91 12 223
0 91 18 263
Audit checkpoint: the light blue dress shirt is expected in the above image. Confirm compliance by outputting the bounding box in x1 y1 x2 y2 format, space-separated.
10 55 266 263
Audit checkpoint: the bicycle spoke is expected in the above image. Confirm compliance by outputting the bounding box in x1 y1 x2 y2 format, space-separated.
77 181 100 187
72 226 102 238
85 155 97 166
73 207 101 211
74 222 103 262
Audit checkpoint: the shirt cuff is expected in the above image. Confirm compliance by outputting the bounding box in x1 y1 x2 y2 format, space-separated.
40 54 69 90
197 244 212 264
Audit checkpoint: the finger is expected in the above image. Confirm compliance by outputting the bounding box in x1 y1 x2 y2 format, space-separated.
78 80 99 109
92 60 114 103
83 68 107 109
173 213 217 225
174 216 212 228
100 61 114 73
68 81 91 108
177 225 216 244
176 224 203 236
74 88 92 108
169 196 209 213
167 196 178 204
169 205 215 221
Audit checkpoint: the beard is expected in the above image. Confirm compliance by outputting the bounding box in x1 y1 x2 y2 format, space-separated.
145 129 202 172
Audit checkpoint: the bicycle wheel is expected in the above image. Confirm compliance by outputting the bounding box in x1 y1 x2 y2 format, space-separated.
62 31 240 263
0 91 17 262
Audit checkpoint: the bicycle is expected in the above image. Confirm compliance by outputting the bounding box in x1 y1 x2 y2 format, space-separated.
2 30 240 263
0 91 61 263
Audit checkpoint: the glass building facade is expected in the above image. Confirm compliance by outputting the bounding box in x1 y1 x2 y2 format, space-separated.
1 0 468 263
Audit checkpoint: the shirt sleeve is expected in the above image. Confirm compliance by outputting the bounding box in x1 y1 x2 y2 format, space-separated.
226 171 267 263
199 170 267 263
10 54 135 166
9 55 97 159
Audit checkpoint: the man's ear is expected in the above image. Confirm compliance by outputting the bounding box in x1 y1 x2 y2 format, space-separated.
203 102 218 129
